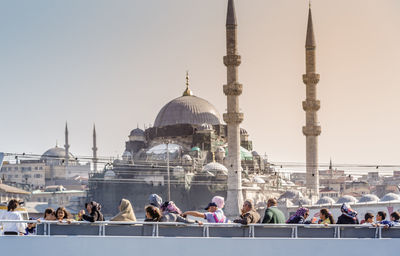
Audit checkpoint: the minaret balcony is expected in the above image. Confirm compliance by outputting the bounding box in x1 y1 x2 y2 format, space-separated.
302 125 321 136
302 73 320 85
302 100 320 111
223 112 244 124
223 83 243 96
223 55 241 66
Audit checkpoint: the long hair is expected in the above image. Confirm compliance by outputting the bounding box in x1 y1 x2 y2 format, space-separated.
320 208 335 224
44 208 55 219
145 205 161 222
55 207 71 219
7 199 19 212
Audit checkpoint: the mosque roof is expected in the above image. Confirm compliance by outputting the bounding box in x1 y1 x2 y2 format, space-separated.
380 193 400 202
154 95 222 128
202 162 228 175
358 194 380 203
336 195 357 204
129 128 144 137
316 197 335 205
41 146 74 161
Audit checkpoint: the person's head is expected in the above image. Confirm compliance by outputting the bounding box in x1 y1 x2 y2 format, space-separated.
267 198 277 208
376 211 386 222
85 201 101 214
55 207 70 220
390 211 400 222
212 196 225 209
44 208 56 220
205 202 218 213
160 201 182 215
148 194 162 208
320 208 335 224
27 217 37 229
145 205 161 221
364 212 374 223
7 199 19 212
118 198 131 212
341 203 357 219
242 199 254 213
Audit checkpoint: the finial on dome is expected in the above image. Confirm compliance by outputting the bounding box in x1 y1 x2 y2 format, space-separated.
182 71 193 96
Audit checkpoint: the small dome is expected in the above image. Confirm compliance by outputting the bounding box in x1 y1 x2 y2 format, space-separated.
182 154 192 161
278 198 294 207
216 146 225 153
337 195 357 204
240 128 248 135
253 176 265 184
251 151 259 156
129 128 144 137
122 151 132 157
202 162 228 175
358 194 380 203
293 198 312 206
104 170 116 180
199 123 213 131
316 197 335 205
279 190 304 200
381 193 400 202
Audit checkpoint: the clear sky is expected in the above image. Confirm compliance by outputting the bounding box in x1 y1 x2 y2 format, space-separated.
1 0 400 168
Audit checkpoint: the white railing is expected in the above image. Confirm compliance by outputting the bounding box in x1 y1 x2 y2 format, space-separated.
1 220 398 239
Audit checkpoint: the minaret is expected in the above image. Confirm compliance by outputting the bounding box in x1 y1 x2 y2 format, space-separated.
64 122 70 166
223 0 244 216
302 5 321 200
92 124 98 172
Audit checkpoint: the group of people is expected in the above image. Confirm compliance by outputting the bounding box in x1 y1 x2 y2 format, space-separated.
1 196 400 235
144 194 262 225
266 200 400 228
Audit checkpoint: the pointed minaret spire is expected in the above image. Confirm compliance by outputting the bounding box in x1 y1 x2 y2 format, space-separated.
226 0 237 26
92 124 98 172
306 5 316 49
64 122 70 166
329 158 332 170
223 0 243 217
302 4 321 201
182 71 193 96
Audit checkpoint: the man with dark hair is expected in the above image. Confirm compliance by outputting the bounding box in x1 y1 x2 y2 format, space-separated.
233 199 260 225
390 211 400 225
261 198 285 224
376 211 391 227
362 212 374 225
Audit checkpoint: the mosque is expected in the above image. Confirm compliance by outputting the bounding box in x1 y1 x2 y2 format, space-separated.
87 0 321 216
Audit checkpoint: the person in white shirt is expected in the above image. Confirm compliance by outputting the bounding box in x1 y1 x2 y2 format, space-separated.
0 199 26 235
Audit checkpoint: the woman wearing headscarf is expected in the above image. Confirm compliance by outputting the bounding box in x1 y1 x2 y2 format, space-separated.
110 199 137 222
286 207 310 224
337 203 359 224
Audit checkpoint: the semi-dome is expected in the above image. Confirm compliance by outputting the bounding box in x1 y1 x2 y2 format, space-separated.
279 190 304 200
104 170 116 180
316 197 335 205
293 198 312 206
358 194 379 203
381 193 400 202
41 146 75 161
337 195 357 204
154 95 222 128
202 162 228 175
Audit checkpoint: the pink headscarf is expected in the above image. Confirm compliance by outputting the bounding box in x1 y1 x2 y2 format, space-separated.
212 196 225 209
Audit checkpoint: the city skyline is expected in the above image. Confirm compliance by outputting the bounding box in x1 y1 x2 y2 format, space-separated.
1 0 400 168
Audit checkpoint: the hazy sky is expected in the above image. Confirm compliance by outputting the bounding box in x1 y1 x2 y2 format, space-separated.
1 0 400 169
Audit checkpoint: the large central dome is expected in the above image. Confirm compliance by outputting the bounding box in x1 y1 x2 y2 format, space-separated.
154 95 222 128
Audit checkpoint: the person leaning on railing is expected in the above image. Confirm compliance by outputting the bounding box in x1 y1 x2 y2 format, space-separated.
336 203 359 224
110 199 136 222
286 207 310 224
78 201 104 222
55 207 74 224
0 199 26 235
183 201 226 224
233 199 260 225
261 198 285 224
